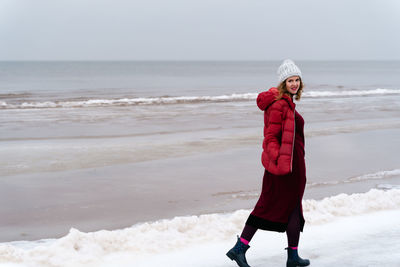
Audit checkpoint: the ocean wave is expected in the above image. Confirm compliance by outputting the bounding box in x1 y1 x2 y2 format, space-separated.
0 93 258 109
304 88 400 97
217 169 400 201
376 184 400 190
1 88 399 109
0 188 399 266
308 169 400 187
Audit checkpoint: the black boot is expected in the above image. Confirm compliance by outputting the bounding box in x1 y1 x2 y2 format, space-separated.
286 247 310 267
226 236 251 267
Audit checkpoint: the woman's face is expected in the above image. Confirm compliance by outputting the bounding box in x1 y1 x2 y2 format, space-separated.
285 76 301 95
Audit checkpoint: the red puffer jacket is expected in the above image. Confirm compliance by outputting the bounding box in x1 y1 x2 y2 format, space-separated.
257 87 296 175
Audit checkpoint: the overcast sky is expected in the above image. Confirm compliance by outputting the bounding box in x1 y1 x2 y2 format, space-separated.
1 0 399 61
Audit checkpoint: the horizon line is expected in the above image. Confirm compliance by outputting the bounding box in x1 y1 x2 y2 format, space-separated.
1 59 400 62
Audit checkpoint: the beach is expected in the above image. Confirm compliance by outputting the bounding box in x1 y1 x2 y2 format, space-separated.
1 189 399 266
1 61 400 266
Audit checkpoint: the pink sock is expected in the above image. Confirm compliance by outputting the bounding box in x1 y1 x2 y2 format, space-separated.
240 237 249 245
290 246 298 250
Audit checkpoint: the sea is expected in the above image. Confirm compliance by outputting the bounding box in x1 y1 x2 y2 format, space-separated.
0 61 400 266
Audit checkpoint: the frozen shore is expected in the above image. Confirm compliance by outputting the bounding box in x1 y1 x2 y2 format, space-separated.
1 188 399 267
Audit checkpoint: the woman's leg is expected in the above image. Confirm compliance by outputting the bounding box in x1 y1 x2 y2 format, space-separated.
240 224 258 245
285 203 310 266
286 203 301 248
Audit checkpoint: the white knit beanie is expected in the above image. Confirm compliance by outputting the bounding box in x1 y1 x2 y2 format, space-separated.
277 59 302 83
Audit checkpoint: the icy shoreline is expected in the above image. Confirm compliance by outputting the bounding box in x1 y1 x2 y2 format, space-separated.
1 188 399 267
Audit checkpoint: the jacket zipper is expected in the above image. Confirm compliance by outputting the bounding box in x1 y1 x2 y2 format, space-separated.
290 109 296 172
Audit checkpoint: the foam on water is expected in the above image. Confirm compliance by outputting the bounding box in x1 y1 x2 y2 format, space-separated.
0 188 399 266
1 88 399 109
0 93 258 109
308 169 400 187
304 88 400 97
376 184 400 190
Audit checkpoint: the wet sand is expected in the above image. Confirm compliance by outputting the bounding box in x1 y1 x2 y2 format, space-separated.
1 128 400 242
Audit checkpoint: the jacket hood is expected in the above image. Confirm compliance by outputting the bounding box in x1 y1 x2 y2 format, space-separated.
257 87 295 111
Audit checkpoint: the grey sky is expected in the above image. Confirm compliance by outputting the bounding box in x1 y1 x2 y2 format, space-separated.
1 0 399 60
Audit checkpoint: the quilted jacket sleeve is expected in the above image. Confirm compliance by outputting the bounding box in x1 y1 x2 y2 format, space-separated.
265 102 284 162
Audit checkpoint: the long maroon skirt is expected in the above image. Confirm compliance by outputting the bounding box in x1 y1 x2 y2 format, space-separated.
246 111 306 232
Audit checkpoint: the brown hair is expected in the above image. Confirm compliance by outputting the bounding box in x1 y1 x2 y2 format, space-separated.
276 77 304 101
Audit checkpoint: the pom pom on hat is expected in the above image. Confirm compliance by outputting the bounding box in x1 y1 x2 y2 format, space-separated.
277 59 302 83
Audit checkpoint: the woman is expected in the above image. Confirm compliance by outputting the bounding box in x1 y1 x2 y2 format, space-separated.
226 59 310 267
